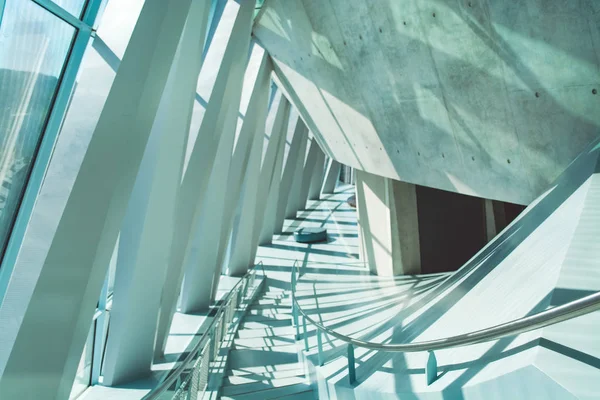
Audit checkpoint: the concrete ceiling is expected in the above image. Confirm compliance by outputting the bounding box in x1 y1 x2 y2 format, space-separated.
253 0 600 204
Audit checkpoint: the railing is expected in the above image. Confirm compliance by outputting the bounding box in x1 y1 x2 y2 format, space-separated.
290 260 600 385
144 262 265 400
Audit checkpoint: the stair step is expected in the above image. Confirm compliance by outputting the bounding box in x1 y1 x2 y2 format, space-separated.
228 362 305 376
240 319 292 329
223 368 305 384
237 326 295 338
233 336 297 348
272 389 315 399
232 343 298 352
242 314 292 322
222 376 308 396
255 299 292 306
232 343 297 353
228 349 300 369
220 383 312 400
246 310 292 318
246 308 292 318
248 304 292 311
261 292 289 299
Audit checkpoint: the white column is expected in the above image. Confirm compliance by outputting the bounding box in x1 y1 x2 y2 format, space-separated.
284 122 309 219
308 147 326 201
101 0 211 385
154 0 255 357
275 117 308 232
258 128 287 245
179 47 270 313
321 158 341 194
257 97 292 245
484 199 497 242
356 170 421 276
297 136 320 210
207 48 272 304
228 93 289 276
0 0 192 398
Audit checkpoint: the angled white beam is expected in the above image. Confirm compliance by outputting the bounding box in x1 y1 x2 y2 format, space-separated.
0 0 192 398
284 123 309 219
228 92 289 276
321 158 341 194
258 126 287 245
179 46 271 313
250 96 290 248
207 47 272 305
297 137 320 210
101 0 211 386
274 115 308 233
154 0 255 357
308 146 326 201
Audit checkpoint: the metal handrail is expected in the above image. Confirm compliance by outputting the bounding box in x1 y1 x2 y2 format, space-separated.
291 260 600 383
143 261 264 399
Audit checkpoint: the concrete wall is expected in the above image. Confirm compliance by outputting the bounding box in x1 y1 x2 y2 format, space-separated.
254 0 600 205
356 170 421 276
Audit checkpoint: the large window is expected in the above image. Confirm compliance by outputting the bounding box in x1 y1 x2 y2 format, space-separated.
0 0 75 260
50 0 88 18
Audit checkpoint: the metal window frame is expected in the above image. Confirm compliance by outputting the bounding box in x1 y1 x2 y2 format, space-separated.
0 0 6 28
0 0 106 303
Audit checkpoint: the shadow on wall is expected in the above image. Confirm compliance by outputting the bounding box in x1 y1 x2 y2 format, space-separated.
254 0 600 204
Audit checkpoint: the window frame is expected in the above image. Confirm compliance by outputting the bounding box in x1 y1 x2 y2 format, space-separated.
0 0 107 301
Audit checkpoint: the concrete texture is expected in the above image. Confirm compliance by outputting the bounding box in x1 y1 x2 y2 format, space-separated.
253 0 600 205
356 170 421 276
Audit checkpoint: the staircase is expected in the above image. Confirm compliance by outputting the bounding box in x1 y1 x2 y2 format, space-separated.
219 286 314 399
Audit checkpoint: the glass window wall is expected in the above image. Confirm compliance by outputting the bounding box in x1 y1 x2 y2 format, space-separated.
0 0 75 260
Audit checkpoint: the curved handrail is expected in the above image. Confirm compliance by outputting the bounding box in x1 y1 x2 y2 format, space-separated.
143 262 264 399
291 261 600 353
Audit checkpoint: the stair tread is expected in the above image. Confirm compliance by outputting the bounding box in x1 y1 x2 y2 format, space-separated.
221 285 314 400
243 314 292 322
220 383 312 400
233 336 297 348
228 362 305 375
221 376 308 396
240 319 292 329
236 326 295 338
228 349 301 370
232 344 298 352
224 368 305 384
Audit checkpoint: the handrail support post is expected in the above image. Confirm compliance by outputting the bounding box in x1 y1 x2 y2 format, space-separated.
317 328 324 366
302 315 309 351
348 344 356 384
426 350 438 385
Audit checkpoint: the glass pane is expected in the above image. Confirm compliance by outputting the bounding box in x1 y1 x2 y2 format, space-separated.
0 1 75 259
51 0 88 19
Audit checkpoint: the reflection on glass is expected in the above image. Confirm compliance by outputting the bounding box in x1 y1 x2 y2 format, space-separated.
51 0 88 19
0 1 75 260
